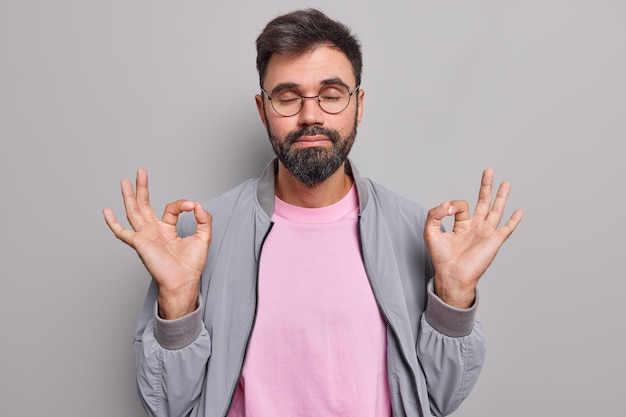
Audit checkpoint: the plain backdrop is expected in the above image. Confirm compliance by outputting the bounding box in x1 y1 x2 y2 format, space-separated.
1 1 624 416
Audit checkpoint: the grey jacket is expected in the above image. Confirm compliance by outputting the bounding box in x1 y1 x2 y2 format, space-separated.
134 159 485 417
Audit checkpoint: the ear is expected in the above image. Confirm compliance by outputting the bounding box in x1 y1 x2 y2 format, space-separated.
356 88 365 124
255 94 267 127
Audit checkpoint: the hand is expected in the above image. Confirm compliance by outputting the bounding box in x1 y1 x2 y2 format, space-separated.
424 169 523 308
102 168 212 319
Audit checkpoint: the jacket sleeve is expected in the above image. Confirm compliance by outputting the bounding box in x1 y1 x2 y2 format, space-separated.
134 284 212 417
417 280 485 416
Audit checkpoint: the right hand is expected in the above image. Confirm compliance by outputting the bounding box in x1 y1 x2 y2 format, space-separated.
103 168 212 319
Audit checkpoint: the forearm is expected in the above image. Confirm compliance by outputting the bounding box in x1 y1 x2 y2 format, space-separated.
157 283 200 320
433 273 477 309
417 280 485 416
135 299 211 417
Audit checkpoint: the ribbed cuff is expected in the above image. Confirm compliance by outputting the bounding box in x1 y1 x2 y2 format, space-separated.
153 297 204 350
424 279 478 338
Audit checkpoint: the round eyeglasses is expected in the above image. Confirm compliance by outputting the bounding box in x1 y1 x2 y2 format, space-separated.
261 84 360 117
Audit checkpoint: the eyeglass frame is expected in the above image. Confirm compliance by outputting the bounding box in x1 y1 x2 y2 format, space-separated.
260 83 361 117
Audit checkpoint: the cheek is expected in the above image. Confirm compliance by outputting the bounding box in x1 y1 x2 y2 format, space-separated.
268 116 297 137
336 114 357 133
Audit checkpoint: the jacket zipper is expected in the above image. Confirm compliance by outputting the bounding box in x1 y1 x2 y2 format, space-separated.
222 221 274 417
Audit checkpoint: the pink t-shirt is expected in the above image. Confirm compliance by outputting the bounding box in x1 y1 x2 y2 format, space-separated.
228 185 390 417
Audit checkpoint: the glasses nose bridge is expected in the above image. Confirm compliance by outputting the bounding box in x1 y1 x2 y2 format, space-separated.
301 93 322 106
298 93 323 114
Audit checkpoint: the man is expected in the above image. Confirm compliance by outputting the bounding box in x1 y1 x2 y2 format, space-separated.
103 8 523 417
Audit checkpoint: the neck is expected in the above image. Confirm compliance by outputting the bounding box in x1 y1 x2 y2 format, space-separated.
275 161 354 208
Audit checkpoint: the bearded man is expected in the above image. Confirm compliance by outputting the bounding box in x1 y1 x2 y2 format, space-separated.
104 8 523 417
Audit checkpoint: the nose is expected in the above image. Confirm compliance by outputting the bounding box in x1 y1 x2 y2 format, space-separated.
297 96 325 126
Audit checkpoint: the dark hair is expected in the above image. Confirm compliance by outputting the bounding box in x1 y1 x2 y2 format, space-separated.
256 9 362 88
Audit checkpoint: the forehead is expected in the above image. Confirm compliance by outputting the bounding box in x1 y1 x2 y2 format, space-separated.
263 45 355 90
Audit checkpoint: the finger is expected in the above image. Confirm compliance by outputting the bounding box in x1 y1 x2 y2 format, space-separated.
161 199 196 226
486 181 511 227
424 201 451 241
449 200 470 223
120 178 146 230
498 208 524 240
103 208 136 245
135 168 156 219
473 168 494 219
193 203 212 246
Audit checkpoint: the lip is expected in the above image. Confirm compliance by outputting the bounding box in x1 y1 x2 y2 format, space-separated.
293 135 332 147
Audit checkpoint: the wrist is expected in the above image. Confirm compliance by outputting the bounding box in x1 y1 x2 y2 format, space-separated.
153 296 204 350
433 275 476 309
157 287 199 320
425 279 479 337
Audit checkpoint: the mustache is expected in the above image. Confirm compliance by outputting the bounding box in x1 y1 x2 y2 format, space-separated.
284 125 340 145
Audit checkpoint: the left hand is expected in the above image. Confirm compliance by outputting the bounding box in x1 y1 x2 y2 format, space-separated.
424 169 524 308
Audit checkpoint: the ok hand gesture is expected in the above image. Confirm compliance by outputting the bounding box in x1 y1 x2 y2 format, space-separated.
102 168 212 319
424 169 523 309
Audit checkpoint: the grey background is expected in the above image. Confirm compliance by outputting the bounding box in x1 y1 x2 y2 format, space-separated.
1 1 624 416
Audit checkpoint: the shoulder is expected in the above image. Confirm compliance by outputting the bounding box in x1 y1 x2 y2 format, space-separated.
362 177 429 222
177 178 259 236
348 159 428 221
203 178 258 213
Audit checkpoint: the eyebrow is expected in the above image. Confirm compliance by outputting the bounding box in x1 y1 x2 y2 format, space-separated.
269 78 351 95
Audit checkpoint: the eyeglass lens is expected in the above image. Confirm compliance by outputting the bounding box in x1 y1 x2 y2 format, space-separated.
269 84 354 116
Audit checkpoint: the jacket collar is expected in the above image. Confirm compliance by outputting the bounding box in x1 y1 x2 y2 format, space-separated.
255 157 370 218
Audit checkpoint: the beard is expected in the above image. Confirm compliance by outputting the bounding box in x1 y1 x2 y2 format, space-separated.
265 114 358 187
